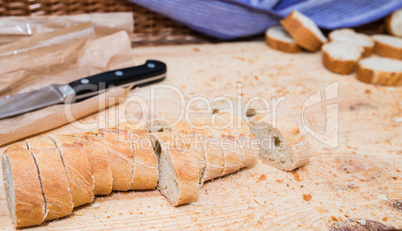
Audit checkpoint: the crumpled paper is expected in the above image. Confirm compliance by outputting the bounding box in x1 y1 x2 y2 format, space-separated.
0 13 135 146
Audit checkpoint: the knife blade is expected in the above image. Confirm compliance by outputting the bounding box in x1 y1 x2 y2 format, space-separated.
0 60 166 119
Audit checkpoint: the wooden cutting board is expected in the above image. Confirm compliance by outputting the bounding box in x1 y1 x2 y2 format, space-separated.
0 41 401 230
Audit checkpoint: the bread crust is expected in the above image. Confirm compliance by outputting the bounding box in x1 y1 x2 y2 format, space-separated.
280 11 326 52
150 132 199 206
322 50 357 75
214 112 258 167
266 28 301 53
386 10 402 37
97 128 134 191
373 39 402 60
123 123 158 190
26 138 73 220
197 115 243 176
3 143 45 227
51 135 94 207
356 61 402 86
72 132 113 195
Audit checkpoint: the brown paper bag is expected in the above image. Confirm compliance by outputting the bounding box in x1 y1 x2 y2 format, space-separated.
0 17 135 146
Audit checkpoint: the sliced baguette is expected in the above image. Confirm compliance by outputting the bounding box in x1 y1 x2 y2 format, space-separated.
214 112 259 167
386 9 402 37
96 127 134 191
372 34 402 59
322 41 363 75
50 135 94 207
149 132 199 206
248 114 311 171
187 118 225 183
26 138 73 220
356 56 402 86
72 132 113 195
196 115 243 176
119 122 158 190
147 119 205 186
2 142 45 227
280 11 327 52
265 25 301 53
329 28 374 57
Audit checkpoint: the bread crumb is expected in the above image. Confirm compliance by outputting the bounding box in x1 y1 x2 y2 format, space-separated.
74 210 84 216
378 194 388 200
356 219 366 225
303 194 312 201
331 216 338 221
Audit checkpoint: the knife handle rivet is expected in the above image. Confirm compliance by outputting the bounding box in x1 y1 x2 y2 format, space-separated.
147 63 155 69
115 71 123 76
80 79 89 84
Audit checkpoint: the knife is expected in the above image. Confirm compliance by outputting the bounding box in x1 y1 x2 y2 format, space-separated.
0 60 166 120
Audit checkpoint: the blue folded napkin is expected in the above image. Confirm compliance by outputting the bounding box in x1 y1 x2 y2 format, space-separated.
128 0 402 39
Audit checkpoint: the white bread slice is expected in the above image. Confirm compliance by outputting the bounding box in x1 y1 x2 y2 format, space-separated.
322 41 364 75
149 132 199 206
356 56 402 86
211 95 259 121
2 142 45 227
71 132 113 195
118 122 158 190
248 114 311 171
280 11 327 52
386 9 402 37
26 138 73 220
372 34 402 59
50 135 94 207
147 119 205 186
329 28 374 57
265 25 301 53
96 127 134 191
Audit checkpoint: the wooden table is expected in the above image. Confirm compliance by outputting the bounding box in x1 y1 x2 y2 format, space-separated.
1 41 401 230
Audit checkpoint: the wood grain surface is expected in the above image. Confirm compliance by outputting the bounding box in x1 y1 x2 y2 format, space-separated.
0 41 401 230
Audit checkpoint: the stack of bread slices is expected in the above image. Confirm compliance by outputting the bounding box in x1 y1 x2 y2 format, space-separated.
265 9 402 86
3 99 312 228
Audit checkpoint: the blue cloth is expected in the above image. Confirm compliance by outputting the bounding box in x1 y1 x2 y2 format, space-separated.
128 0 402 39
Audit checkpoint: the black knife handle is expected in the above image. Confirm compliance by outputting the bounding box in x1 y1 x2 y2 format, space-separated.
69 60 166 100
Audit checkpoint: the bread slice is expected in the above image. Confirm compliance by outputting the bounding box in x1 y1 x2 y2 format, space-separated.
322 41 363 75
265 25 301 53
356 56 402 86
50 135 94 207
280 11 327 52
214 112 259 167
118 122 158 190
248 114 311 171
386 9 402 37
211 95 259 121
196 115 243 176
71 132 113 195
148 119 205 186
96 127 134 191
329 28 374 57
372 34 402 59
2 142 45 227
149 132 199 206
26 138 73 220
